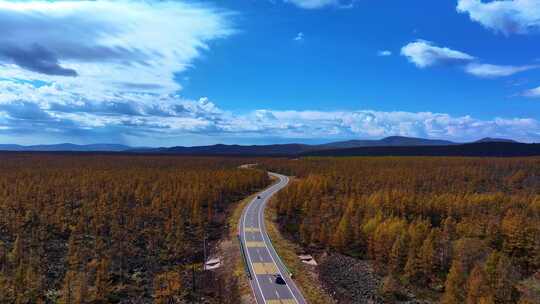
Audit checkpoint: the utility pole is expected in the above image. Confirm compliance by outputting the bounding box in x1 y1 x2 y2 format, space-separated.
218 274 222 304
203 230 207 271
192 264 196 304
201 230 206 304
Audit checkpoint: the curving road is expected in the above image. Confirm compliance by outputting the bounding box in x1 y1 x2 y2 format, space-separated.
239 172 307 304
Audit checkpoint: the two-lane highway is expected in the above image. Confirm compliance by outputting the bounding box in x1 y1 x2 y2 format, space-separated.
239 172 307 304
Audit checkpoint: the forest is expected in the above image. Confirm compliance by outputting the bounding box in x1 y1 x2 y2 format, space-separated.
0 154 269 303
262 157 540 303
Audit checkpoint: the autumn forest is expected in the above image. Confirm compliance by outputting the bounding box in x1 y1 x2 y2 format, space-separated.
1 154 539 303
0 154 269 303
262 157 540 303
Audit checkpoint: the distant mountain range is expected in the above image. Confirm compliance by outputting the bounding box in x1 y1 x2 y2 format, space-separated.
0 136 535 157
304 142 540 158
473 137 518 144
318 136 455 149
133 136 457 156
134 136 523 156
135 143 313 156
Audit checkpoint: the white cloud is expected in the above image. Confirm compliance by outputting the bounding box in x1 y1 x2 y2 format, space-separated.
523 86 540 98
1 79 539 144
457 0 540 35
465 63 539 78
0 0 241 145
401 40 537 79
0 1 538 145
377 50 392 56
0 0 233 99
254 110 540 142
400 40 475 68
284 0 352 9
294 32 305 41
0 0 237 145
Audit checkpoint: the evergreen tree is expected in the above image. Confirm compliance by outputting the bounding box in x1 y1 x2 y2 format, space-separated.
441 261 467 304
61 270 76 304
389 232 408 274
466 264 493 304
95 257 111 301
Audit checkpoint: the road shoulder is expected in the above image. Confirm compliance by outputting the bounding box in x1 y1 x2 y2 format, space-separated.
264 197 337 304
213 193 257 304
216 173 279 304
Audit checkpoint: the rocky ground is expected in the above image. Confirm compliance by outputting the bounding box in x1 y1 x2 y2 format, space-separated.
318 253 384 304
317 253 430 304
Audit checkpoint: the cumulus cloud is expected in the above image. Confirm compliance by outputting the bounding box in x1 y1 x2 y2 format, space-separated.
465 63 539 77
457 0 540 35
522 86 540 98
0 1 538 145
284 0 353 9
377 50 392 56
1 79 539 144
400 40 475 68
259 110 540 142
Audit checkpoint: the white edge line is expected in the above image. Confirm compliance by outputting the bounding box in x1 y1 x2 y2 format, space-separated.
261 176 292 275
242 191 267 304
241 204 260 303
258 174 300 304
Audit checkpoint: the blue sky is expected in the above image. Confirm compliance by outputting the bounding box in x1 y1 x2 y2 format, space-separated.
0 0 539 146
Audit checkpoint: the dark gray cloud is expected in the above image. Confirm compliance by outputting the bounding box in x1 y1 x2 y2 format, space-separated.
48 100 141 116
0 100 53 120
0 8 149 76
0 0 234 103
115 82 165 90
0 44 77 76
285 0 356 9
0 1 238 145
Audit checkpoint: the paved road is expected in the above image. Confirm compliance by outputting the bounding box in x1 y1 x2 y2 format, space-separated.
239 172 307 304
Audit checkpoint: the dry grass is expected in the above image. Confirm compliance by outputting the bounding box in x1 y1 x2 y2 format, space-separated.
220 193 258 304
219 174 279 304
264 199 336 304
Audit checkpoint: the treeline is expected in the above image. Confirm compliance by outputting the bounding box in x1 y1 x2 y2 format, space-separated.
0 154 269 303
262 157 540 303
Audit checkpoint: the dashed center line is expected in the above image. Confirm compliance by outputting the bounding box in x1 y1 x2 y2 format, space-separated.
241 173 303 304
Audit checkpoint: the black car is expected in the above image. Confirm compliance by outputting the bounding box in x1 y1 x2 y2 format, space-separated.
274 274 286 285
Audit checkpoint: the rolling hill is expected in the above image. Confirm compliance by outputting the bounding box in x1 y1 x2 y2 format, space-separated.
1 136 538 157
142 136 459 156
318 136 455 148
302 142 540 157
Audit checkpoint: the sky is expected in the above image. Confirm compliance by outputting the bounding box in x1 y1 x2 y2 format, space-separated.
0 0 539 146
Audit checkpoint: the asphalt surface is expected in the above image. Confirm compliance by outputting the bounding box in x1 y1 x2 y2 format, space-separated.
239 172 307 304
